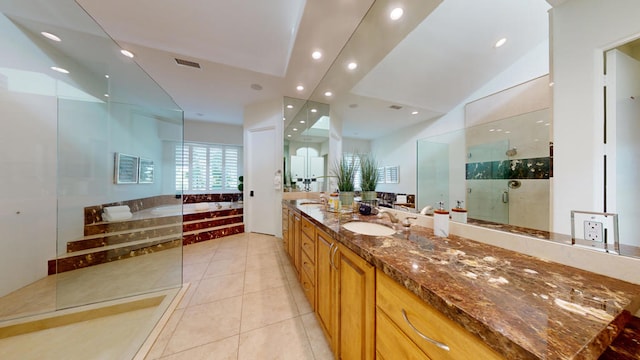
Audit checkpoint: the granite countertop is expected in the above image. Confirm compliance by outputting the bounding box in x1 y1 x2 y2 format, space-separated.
285 200 640 359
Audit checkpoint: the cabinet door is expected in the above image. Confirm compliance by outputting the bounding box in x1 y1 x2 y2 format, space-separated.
293 214 301 274
336 243 375 360
282 207 289 250
287 212 295 262
316 228 336 348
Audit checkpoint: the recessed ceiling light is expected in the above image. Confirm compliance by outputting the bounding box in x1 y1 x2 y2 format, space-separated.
536 120 544 123
300 120 305 124
494 38 507 48
549 82 555 87
283 117 286 121
489 129 495 132
347 62 358 70
296 85 304 91
324 91 332 97
312 51 322 60
390 7 404 20
250 83 263 91
286 104 293 109
505 131 511 134
411 111 419 115
104 94 109 97
293 128 298 131
310 108 317 113
120 49 134 58
41 31 61 42
104 74 110 79
50 66 69 74
545 123 550 126
287 134 292 137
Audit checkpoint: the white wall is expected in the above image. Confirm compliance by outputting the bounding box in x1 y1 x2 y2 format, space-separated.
184 119 243 145
551 0 640 234
342 137 371 154
372 41 550 197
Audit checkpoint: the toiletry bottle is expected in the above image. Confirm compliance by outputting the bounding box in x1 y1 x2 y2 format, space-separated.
433 201 450 237
329 193 339 212
451 200 467 224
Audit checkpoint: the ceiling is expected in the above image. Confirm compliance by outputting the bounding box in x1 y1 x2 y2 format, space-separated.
2 0 553 140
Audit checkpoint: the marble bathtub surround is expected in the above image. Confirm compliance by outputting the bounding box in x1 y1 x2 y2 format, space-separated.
284 200 640 359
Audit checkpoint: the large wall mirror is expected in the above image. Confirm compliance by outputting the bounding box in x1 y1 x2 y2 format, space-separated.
283 97 330 192
418 75 552 231
605 37 640 249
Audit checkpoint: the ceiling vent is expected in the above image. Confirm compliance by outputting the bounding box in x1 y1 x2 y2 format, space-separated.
175 58 201 69
389 105 403 110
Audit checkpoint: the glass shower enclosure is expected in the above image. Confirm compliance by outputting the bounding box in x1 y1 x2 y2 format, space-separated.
0 0 183 355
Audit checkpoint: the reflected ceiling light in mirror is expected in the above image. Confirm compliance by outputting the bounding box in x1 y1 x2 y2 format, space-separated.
287 134 292 138
104 93 109 97
50 66 69 74
310 108 317 113
300 120 305 123
324 91 333 97
286 104 294 109
347 62 358 70
390 7 404 20
411 111 419 115
104 74 110 79
283 117 286 121
494 37 507 48
120 49 135 58
296 85 304 91
293 128 298 131
41 31 61 42
312 51 322 60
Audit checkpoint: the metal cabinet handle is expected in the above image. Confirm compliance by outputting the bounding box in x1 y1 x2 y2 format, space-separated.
330 244 339 270
502 190 509 204
328 243 335 267
401 309 450 352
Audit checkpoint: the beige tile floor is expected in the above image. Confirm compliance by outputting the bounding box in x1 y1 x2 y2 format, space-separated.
145 232 334 360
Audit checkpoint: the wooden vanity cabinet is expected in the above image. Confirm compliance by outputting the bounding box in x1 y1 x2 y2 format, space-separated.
376 270 503 360
300 217 316 310
316 227 375 359
286 212 301 276
282 206 289 253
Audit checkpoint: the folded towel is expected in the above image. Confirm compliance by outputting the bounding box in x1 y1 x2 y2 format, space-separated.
195 203 209 211
102 211 133 222
103 205 131 215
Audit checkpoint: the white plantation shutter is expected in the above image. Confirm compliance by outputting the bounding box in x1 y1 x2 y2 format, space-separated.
175 145 189 191
175 143 242 192
225 148 239 189
209 147 223 190
344 153 362 191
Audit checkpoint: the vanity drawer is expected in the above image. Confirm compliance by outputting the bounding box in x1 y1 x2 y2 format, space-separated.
301 249 315 283
377 309 432 360
301 216 315 238
300 264 315 310
376 271 503 360
301 232 315 262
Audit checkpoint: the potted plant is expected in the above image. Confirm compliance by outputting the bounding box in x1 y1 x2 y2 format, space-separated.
359 153 379 201
332 155 356 210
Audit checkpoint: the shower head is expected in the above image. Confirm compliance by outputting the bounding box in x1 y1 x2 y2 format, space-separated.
505 148 517 157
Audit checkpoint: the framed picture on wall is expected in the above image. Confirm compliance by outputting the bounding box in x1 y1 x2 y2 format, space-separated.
114 153 139 184
138 158 154 184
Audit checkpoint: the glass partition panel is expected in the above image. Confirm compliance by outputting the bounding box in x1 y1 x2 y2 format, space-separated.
0 0 183 326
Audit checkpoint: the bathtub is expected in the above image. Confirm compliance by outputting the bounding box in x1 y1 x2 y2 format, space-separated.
150 202 238 216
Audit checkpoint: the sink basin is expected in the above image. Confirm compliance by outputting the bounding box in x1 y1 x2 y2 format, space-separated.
342 222 395 236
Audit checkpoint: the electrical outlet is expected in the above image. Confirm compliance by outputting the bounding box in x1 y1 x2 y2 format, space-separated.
584 221 604 242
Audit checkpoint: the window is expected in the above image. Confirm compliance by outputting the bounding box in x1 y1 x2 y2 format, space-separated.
176 143 242 192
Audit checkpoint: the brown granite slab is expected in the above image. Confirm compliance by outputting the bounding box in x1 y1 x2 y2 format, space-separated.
600 316 640 359
285 201 640 360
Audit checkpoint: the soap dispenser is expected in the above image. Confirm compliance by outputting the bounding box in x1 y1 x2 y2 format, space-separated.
433 201 450 237
450 200 467 224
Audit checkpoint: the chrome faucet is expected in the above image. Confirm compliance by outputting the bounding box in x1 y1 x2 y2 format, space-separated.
401 216 418 228
376 208 400 223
